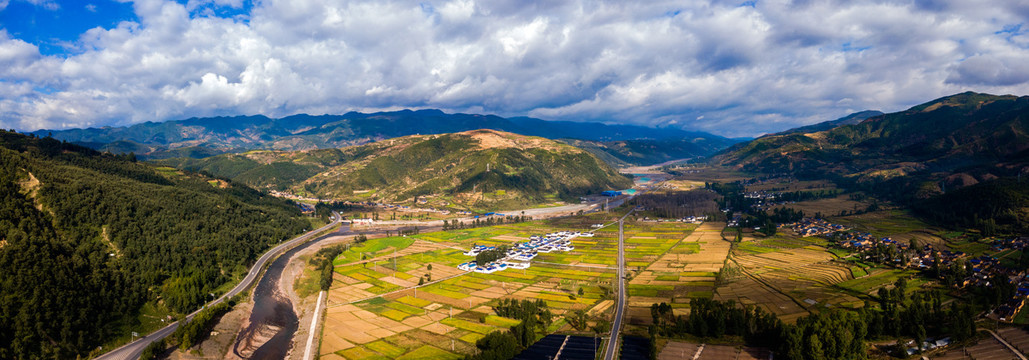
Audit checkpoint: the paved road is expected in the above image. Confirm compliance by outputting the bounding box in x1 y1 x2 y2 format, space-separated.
349 197 617 229
604 209 634 360
235 222 446 358
95 213 342 360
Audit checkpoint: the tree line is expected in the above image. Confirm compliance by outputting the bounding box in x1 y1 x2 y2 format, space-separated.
310 244 345 291
650 290 981 359
465 299 554 360
633 190 720 219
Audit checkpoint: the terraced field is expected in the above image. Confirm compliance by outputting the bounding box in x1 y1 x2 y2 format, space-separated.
931 336 1021 360
997 327 1029 356
656 341 771 360
716 235 861 322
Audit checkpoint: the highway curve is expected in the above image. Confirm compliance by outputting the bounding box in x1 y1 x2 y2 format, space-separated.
94 213 342 360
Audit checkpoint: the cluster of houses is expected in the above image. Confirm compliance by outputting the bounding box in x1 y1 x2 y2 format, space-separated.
743 190 778 201
355 201 455 216
744 190 801 211
456 231 588 274
905 338 953 356
268 191 487 219
457 259 514 274
782 218 850 237
638 215 707 224
789 219 1029 323
269 190 327 202
980 237 1029 321
727 214 742 228
681 215 708 224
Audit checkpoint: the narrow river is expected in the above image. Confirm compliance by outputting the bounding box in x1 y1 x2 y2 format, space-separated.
234 221 449 358
235 225 350 359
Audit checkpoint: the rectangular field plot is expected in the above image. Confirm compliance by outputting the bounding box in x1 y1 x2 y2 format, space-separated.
333 237 417 265
630 222 727 286
625 222 725 324
835 268 919 296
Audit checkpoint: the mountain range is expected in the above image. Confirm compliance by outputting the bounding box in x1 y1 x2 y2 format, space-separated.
715 92 1029 232
716 92 1029 186
35 110 740 162
559 137 729 167
775 110 884 135
156 129 634 211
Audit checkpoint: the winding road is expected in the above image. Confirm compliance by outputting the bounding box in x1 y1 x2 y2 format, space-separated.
94 213 343 360
97 192 643 359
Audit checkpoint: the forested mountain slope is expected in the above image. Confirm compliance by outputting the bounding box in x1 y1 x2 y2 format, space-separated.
715 92 1029 233
0 130 307 358
716 92 1029 184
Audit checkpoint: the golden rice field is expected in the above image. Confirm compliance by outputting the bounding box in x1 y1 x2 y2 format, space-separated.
715 234 862 323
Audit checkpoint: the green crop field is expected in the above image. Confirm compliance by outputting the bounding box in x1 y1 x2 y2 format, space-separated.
836 269 917 294
319 216 708 359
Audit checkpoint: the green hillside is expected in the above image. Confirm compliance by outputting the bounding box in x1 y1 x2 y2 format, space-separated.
0 130 307 358
715 92 1029 233
717 92 1029 183
158 130 633 210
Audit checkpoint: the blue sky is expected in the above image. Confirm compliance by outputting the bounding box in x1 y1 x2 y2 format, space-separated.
0 1 137 55
1 0 1027 137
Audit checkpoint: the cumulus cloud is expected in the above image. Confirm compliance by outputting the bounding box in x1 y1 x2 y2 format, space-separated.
0 0 1027 136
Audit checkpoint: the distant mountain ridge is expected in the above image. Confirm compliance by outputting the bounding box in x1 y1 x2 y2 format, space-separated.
155 129 634 211
559 137 730 167
776 110 884 135
34 110 739 162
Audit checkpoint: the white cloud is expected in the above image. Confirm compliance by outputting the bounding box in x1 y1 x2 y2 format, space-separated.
0 0 1027 136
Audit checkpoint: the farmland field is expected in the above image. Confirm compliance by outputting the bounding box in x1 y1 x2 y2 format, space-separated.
746 179 836 192
833 210 946 247
715 231 863 323
769 194 866 218
319 217 628 359
626 222 727 322
319 206 890 358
